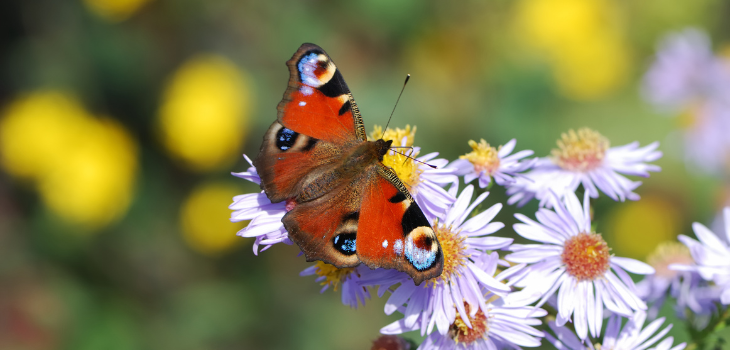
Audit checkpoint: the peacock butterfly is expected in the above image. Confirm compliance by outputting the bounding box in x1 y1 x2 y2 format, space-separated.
253 43 443 285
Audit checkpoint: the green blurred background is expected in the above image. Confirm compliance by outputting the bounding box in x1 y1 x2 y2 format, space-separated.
1 0 729 349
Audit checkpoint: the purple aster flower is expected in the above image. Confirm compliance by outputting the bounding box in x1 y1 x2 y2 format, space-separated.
360 185 514 336
505 191 655 340
506 128 662 207
671 207 730 305
642 28 730 173
382 299 546 350
449 139 536 189
229 155 290 254
546 311 686 350
636 242 715 322
642 28 730 112
300 262 372 308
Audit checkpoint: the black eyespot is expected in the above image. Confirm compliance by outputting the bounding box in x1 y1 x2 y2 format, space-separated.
276 127 298 151
333 233 357 256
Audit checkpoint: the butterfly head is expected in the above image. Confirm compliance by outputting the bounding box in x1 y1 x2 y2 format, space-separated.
374 139 394 162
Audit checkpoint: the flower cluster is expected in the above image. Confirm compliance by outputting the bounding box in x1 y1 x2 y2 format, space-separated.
642 28 730 174
226 120 714 349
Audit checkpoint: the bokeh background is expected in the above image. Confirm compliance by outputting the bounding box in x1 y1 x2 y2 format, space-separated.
1 0 729 349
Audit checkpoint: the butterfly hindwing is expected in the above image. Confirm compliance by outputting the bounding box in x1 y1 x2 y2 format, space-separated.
281 168 373 268
356 164 444 285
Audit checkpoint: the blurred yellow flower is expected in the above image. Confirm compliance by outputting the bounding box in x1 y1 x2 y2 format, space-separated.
0 91 138 230
512 0 631 100
181 182 246 256
83 0 151 22
0 91 91 180
38 118 138 230
158 55 251 173
606 195 681 260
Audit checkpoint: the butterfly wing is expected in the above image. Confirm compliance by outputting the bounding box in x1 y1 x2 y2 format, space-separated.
254 43 367 202
282 162 444 284
276 43 367 144
356 164 444 285
281 169 370 268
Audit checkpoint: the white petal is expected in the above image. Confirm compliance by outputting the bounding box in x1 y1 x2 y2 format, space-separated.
612 257 656 275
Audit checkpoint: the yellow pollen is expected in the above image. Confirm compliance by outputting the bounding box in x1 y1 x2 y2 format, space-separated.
551 128 609 172
371 125 422 189
561 232 611 281
370 124 417 147
449 303 489 345
647 242 693 279
313 261 355 292
428 222 468 287
460 139 501 176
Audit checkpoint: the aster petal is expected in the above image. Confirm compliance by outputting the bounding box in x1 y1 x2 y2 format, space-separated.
605 271 646 311
721 288 730 304
385 281 417 315
612 257 656 275
498 139 517 157
692 222 728 255
512 220 564 245
505 245 563 263
600 278 633 316
444 185 474 226
468 264 511 294
461 203 501 234
635 319 670 350
448 158 473 175
503 149 535 163
557 276 576 322
450 281 472 329
548 322 584 349
380 318 419 334
404 290 427 328
589 169 620 201
464 171 479 185
574 280 588 340
478 174 492 188
585 281 599 338
594 281 604 337
550 194 580 236
563 191 586 231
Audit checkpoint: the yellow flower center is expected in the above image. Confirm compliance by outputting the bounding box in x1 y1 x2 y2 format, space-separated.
370 124 417 147
647 242 693 279
312 261 355 292
460 139 501 176
427 222 468 287
561 232 610 281
372 125 421 190
449 302 489 345
551 128 609 172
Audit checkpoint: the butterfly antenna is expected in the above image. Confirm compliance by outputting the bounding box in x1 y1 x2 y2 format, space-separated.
381 74 411 139
389 149 437 169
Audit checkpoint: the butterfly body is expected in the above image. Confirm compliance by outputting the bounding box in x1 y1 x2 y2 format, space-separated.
254 43 443 285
